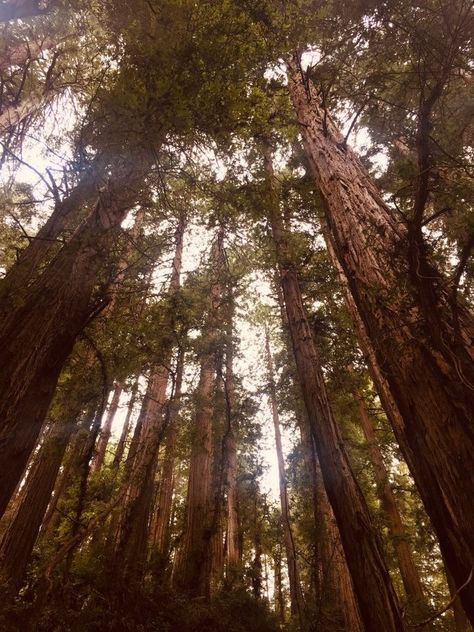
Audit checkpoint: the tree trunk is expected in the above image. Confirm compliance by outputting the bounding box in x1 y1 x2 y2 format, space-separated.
0 93 50 137
287 58 474 620
264 327 304 619
294 407 362 632
224 308 241 588
152 351 184 569
251 492 263 600
91 382 123 473
0 168 145 519
112 378 139 468
0 405 78 590
113 213 186 582
352 378 427 610
173 353 215 596
274 273 362 631
274 547 285 622
0 168 101 320
38 408 95 543
446 569 473 632
0 36 57 72
173 226 225 597
265 146 404 631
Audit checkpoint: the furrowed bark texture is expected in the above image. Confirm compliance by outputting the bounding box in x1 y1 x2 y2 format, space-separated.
0 168 102 320
112 378 139 468
287 57 474 620
113 216 186 582
275 276 362 631
0 358 101 590
224 308 241 587
174 226 225 597
266 147 404 631
152 351 184 566
0 169 145 519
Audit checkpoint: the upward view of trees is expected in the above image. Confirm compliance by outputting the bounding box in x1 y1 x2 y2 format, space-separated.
0 1 472 630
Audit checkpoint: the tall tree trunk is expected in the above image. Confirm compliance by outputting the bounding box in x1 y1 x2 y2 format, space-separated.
0 166 146 519
173 352 215 596
91 382 123 473
265 147 404 631
38 406 96 543
274 274 362 631
287 58 474 619
294 405 362 632
264 327 304 619
0 92 52 137
112 378 139 468
352 378 427 611
112 213 186 582
152 351 184 569
0 398 82 590
0 36 57 72
173 226 225 597
0 167 102 322
224 305 241 588
274 546 285 622
114 364 169 580
311 444 363 632
446 569 473 632
251 491 263 600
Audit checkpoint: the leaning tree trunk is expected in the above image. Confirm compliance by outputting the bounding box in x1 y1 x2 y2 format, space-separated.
264 327 304 620
0 167 102 321
351 377 427 613
274 275 362 631
0 165 146 519
287 58 474 620
0 340 107 590
265 147 404 631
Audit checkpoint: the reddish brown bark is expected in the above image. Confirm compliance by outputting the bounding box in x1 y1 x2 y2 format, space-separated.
266 147 404 631
152 351 184 566
173 227 225 597
446 569 473 632
112 213 186 581
264 327 304 619
287 58 474 620
0 411 76 589
224 309 241 587
173 351 216 595
274 274 362 631
0 166 147 519
0 168 102 320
